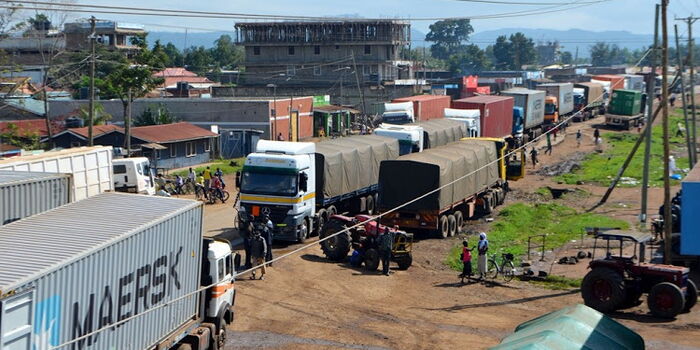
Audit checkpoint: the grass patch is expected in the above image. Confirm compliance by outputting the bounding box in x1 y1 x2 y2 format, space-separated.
535 187 552 199
525 275 582 290
171 158 245 177
445 203 628 272
556 109 690 187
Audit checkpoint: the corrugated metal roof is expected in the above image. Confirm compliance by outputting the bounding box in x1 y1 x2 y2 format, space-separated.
0 170 69 186
0 192 201 292
130 122 218 143
52 124 123 139
0 118 64 137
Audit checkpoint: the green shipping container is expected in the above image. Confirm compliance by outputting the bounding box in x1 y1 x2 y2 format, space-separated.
609 89 642 116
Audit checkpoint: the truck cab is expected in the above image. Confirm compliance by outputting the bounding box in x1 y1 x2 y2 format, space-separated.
512 107 525 141
544 96 559 124
373 124 424 155
382 101 415 124
112 157 156 195
203 239 236 326
444 108 481 138
238 140 316 242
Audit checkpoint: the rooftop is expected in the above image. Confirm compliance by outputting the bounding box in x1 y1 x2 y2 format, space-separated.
130 122 218 144
0 119 64 137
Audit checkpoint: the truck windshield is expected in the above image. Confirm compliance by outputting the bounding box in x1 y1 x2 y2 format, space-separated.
241 171 298 196
544 103 557 115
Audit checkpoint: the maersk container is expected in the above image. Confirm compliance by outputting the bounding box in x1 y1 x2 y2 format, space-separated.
682 163 700 255
535 83 574 115
0 146 113 201
452 95 514 139
0 192 203 350
0 171 71 225
501 88 545 131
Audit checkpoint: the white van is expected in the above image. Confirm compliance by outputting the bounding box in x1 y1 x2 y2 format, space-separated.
112 157 155 195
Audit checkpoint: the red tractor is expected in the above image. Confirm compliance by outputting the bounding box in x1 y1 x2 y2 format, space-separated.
581 230 697 318
319 214 413 271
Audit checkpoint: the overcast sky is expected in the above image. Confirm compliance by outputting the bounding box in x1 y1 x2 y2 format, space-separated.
26 0 699 34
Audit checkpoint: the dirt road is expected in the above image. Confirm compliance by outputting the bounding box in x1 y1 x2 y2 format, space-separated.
195 115 700 349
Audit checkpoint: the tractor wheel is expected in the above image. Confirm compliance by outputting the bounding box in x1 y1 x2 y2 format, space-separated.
454 211 464 233
319 219 352 262
581 267 625 313
447 214 457 237
366 195 375 215
683 279 698 313
648 282 686 318
395 253 413 270
364 248 380 271
438 215 450 239
314 209 327 236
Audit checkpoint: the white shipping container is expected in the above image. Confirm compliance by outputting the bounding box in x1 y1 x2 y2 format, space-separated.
0 171 71 225
0 146 113 201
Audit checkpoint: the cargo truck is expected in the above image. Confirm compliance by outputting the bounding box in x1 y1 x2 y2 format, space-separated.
237 135 400 242
0 193 236 350
112 157 156 195
378 138 525 238
373 124 424 155
592 74 625 91
451 95 515 140
0 171 70 225
535 83 574 125
392 95 451 122
444 108 481 137
413 118 467 149
381 101 414 124
605 89 645 130
501 88 545 142
573 82 606 121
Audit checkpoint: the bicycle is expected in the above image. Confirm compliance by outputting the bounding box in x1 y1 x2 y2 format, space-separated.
207 188 230 204
487 253 516 282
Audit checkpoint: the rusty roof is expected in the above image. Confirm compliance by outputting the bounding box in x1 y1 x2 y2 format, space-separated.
0 119 64 137
56 124 123 139
130 122 217 144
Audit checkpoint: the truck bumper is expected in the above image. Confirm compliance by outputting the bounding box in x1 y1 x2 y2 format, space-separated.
271 211 308 242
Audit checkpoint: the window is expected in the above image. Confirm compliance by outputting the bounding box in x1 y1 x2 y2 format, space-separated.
186 142 196 157
253 46 260 55
169 144 177 158
113 164 127 174
362 65 370 76
217 259 225 280
335 45 340 50
288 46 295 55
225 255 233 275
364 45 371 55
286 65 296 76
314 65 322 76
204 139 210 152
156 149 161 159
314 45 320 55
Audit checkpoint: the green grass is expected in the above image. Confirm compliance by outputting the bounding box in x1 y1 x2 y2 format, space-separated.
535 187 552 199
171 158 245 177
556 109 690 187
526 275 582 290
445 203 628 273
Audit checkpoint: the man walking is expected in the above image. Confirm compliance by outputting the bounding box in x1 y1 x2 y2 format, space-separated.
477 232 489 280
576 130 582 147
250 230 267 280
243 215 254 269
262 214 274 264
377 228 395 276
530 147 539 168
545 133 553 156
593 128 601 144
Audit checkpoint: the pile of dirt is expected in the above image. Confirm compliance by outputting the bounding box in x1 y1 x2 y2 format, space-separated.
535 152 587 177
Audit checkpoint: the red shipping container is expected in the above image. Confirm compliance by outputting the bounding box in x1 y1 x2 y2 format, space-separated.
462 75 478 89
393 95 451 122
460 86 491 99
592 74 625 91
452 95 514 138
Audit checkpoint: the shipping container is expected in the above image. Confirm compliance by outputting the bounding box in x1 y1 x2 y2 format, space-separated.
535 83 574 115
681 163 700 255
609 89 642 116
393 95 451 122
0 171 71 225
0 146 113 201
624 74 646 91
592 74 625 91
452 95 514 139
501 88 546 131
460 86 491 98
0 193 204 350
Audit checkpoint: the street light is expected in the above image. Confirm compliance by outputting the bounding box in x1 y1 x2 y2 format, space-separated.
267 83 278 140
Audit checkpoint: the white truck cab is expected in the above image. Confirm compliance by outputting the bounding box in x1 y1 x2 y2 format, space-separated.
206 240 236 324
382 101 415 124
238 140 316 242
444 108 481 138
112 157 156 195
373 123 424 155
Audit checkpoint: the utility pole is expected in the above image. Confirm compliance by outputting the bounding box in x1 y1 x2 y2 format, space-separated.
661 0 672 265
351 51 367 116
124 89 132 157
642 4 660 223
677 15 700 165
574 46 579 66
675 24 694 165
88 16 96 146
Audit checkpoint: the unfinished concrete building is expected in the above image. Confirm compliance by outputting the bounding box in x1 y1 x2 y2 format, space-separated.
235 20 413 87
64 21 145 52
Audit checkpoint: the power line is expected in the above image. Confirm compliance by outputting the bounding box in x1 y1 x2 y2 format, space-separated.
449 0 608 4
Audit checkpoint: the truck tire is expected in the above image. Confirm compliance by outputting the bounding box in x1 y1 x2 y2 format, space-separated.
454 211 464 232
447 214 457 237
327 205 337 216
297 218 310 243
315 209 327 236
438 215 449 239
623 121 630 130
684 279 698 312
395 253 413 270
648 282 686 318
366 195 375 215
581 267 625 313
320 219 351 261
482 195 493 215
364 248 380 271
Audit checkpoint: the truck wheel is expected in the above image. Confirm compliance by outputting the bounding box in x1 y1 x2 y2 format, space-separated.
320 219 351 261
395 253 413 270
482 195 493 215
364 248 380 271
684 279 698 312
438 215 449 239
649 282 686 318
623 121 630 130
454 211 464 232
315 209 327 236
366 195 375 215
447 214 457 237
297 218 309 243
581 267 625 313
327 205 337 216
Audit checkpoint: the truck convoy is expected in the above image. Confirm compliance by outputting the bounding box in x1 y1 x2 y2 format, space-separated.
535 83 574 125
573 82 606 121
605 89 645 130
378 138 524 238
0 193 236 350
237 135 400 242
501 88 546 142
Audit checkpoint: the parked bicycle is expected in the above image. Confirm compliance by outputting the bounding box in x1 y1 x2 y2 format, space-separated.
207 188 230 204
487 253 516 282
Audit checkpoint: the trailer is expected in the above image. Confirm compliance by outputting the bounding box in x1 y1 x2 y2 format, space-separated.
573 82 606 121
501 88 545 142
0 193 236 350
535 83 574 125
378 138 525 238
451 95 515 139
605 89 644 130
0 171 71 225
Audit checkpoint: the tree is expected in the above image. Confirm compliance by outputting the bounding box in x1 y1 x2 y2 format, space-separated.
78 103 111 125
134 104 178 126
211 35 243 69
0 123 42 150
492 36 512 70
163 42 183 67
184 46 214 74
425 19 474 60
447 44 489 74
560 51 573 65
590 42 611 66
151 40 172 67
508 33 537 69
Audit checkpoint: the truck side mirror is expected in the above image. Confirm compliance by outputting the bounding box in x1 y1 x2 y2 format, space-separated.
299 172 308 192
235 171 241 189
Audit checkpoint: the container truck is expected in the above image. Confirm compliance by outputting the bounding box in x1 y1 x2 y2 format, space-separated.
444 108 481 137
592 74 625 91
0 171 70 225
373 124 424 155
0 146 113 202
573 82 606 121
393 95 451 122
381 101 414 124
378 138 525 238
535 83 574 125
605 89 645 130
0 192 236 350
237 135 400 242
501 88 545 142
452 95 515 140
412 118 467 149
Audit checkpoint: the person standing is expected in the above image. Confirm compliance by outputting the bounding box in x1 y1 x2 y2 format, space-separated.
262 214 274 264
188 167 196 184
545 133 553 156
460 240 473 282
593 128 600 144
203 166 212 188
477 232 489 280
529 147 539 168
576 130 582 147
377 228 395 276
243 215 254 269
250 230 267 280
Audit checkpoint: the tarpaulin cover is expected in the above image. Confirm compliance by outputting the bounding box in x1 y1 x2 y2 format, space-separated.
315 135 399 202
411 118 467 149
378 139 499 212
575 82 605 106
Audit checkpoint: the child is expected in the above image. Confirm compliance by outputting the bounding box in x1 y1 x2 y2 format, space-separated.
460 240 473 283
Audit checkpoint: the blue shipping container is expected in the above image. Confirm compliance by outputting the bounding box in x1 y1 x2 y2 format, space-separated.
681 164 700 255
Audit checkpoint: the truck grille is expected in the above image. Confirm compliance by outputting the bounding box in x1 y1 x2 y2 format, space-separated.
242 203 290 224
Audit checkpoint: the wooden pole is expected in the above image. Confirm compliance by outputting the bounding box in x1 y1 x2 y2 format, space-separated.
642 4 660 222
661 0 672 265
88 16 96 146
675 24 694 166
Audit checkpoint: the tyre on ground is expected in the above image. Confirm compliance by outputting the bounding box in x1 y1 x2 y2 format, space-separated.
581 267 626 313
319 219 352 261
297 218 310 243
314 209 327 236
501 260 515 282
364 248 380 271
648 282 686 318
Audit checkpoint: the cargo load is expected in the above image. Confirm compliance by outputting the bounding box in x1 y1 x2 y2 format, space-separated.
592 74 625 91
444 108 481 137
452 95 514 139
412 118 467 149
393 95 451 122
535 83 574 122
501 88 545 140
608 89 643 116
0 171 71 225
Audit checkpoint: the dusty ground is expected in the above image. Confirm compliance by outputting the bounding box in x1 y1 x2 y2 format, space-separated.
191 112 700 349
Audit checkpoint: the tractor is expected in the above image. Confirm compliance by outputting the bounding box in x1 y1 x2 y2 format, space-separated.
319 214 413 271
581 230 697 318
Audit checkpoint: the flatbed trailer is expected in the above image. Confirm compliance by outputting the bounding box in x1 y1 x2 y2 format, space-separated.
605 113 644 130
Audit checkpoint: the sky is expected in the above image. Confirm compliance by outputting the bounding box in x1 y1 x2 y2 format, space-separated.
18 0 700 35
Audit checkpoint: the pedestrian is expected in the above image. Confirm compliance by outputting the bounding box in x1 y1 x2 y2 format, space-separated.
477 232 489 280
211 175 225 202
530 147 539 168
243 215 254 269
174 175 184 194
214 167 225 188
377 228 395 276
545 133 553 156
669 155 677 175
459 240 473 282
676 122 686 137
203 166 212 188
576 129 582 147
593 128 600 144
249 230 267 280
195 173 208 200
187 167 196 184
670 93 677 107
277 132 284 141
262 214 274 263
